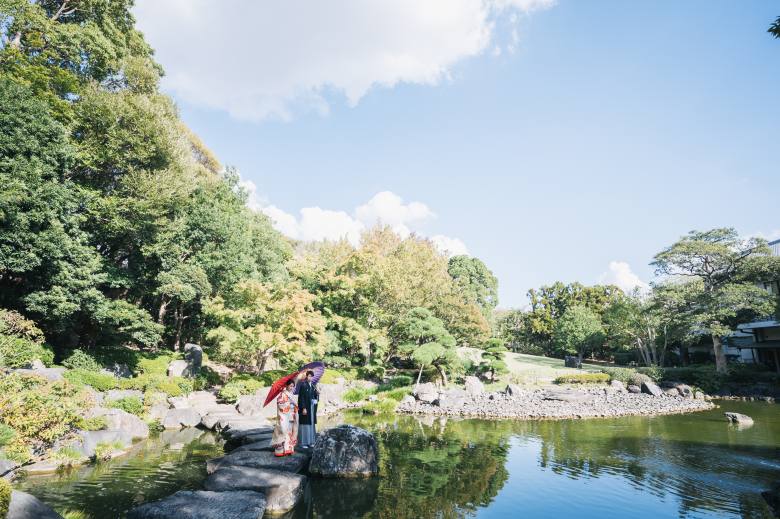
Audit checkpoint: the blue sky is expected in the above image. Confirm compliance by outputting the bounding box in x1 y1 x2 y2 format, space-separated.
135 0 780 308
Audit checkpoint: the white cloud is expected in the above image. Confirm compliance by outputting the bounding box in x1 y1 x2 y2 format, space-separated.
133 0 554 121
598 261 649 293
430 235 469 256
255 188 467 255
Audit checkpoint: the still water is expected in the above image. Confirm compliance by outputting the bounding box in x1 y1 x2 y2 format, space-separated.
17 401 780 518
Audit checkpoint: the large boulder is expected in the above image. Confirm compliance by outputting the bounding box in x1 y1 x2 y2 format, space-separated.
166 360 189 378
641 381 663 397
724 412 754 426
0 458 18 477
148 403 171 422
309 425 378 478
7 491 64 519
436 388 467 408
162 408 202 429
543 389 595 403
68 429 134 458
204 466 306 514
464 376 484 395
627 385 641 394
413 383 439 404
12 367 65 382
85 407 149 439
183 343 203 376
127 490 266 519
609 380 626 392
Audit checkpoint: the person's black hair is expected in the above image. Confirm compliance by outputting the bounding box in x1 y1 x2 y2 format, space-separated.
286 379 295 387
306 370 314 377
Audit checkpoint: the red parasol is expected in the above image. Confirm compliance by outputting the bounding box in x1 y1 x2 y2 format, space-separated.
294 361 325 394
263 370 302 407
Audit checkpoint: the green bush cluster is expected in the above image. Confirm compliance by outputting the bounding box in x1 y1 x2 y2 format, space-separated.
0 336 54 368
343 387 375 403
107 396 144 416
320 369 357 384
118 374 193 397
361 398 397 415
64 369 119 391
629 373 652 387
636 366 664 381
75 416 107 431
136 353 180 376
554 373 610 384
600 367 636 385
62 350 102 372
382 387 411 401
219 374 265 403
0 374 91 463
0 424 15 447
94 440 124 461
377 375 413 391
0 478 10 518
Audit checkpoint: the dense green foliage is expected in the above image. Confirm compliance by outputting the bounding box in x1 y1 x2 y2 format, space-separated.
0 477 9 519
0 1 496 379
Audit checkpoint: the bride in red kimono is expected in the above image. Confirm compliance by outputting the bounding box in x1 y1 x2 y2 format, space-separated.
272 379 299 457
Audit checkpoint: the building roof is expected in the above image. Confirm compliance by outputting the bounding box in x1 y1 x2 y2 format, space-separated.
770 238 780 257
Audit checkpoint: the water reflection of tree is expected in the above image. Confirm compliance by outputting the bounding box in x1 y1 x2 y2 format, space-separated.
359 416 513 519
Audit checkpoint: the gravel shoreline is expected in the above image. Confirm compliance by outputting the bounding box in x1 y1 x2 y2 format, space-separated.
396 386 716 420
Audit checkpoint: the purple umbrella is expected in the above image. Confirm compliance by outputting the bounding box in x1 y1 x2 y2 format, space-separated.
294 361 325 394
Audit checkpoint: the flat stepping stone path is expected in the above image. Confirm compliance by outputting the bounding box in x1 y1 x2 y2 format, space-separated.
231 440 274 454
543 389 596 403
204 466 306 514
127 490 266 519
207 449 310 475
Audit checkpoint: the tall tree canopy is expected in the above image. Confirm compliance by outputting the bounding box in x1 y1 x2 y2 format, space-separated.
651 228 774 373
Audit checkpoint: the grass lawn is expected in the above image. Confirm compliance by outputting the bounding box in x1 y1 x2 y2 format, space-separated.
501 352 602 386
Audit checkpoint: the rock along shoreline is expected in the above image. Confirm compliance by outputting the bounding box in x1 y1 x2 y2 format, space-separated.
397 380 716 420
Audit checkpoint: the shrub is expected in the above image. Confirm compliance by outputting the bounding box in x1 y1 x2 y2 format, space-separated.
1 441 31 464
600 367 637 385
76 416 107 431
320 368 357 384
107 396 144 416
0 336 54 368
257 370 288 386
554 373 610 384
0 374 90 447
0 424 15 447
357 364 386 380
136 352 180 376
118 374 192 397
378 375 413 391
193 366 222 390
361 398 397 415
64 369 119 391
0 477 10 518
219 374 265 403
53 446 84 465
382 387 411 401
343 387 374 403
62 350 102 372
636 366 664 382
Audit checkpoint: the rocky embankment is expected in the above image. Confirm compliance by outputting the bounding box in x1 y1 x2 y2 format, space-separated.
397 377 715 420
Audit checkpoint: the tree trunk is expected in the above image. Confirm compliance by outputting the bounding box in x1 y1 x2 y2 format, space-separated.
712 334 727 373
157 298 169 324
415 364 424 389
173 307 183 351
435 364 448 386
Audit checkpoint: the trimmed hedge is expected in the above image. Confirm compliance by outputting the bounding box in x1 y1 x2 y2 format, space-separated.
554 373 610 384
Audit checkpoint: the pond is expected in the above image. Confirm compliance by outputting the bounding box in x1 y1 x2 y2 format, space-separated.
15 401 780 518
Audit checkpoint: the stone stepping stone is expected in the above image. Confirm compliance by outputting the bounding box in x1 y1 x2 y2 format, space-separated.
127 490 266 519
201 412 243 430
204 465 306 514
223 426 273 440
230 441 274 454
207 449 309 475
225 432 273 451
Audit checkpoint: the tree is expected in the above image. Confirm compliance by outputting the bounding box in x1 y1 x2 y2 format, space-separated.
552 305 605 361
480 338 508 381
391 307 457 386
447 255 499 317
770 16 780 38
204 280 326 373
651 228 775 373
605 291 667 366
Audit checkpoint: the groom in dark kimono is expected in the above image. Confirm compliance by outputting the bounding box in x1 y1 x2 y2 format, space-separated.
298 370 319 448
